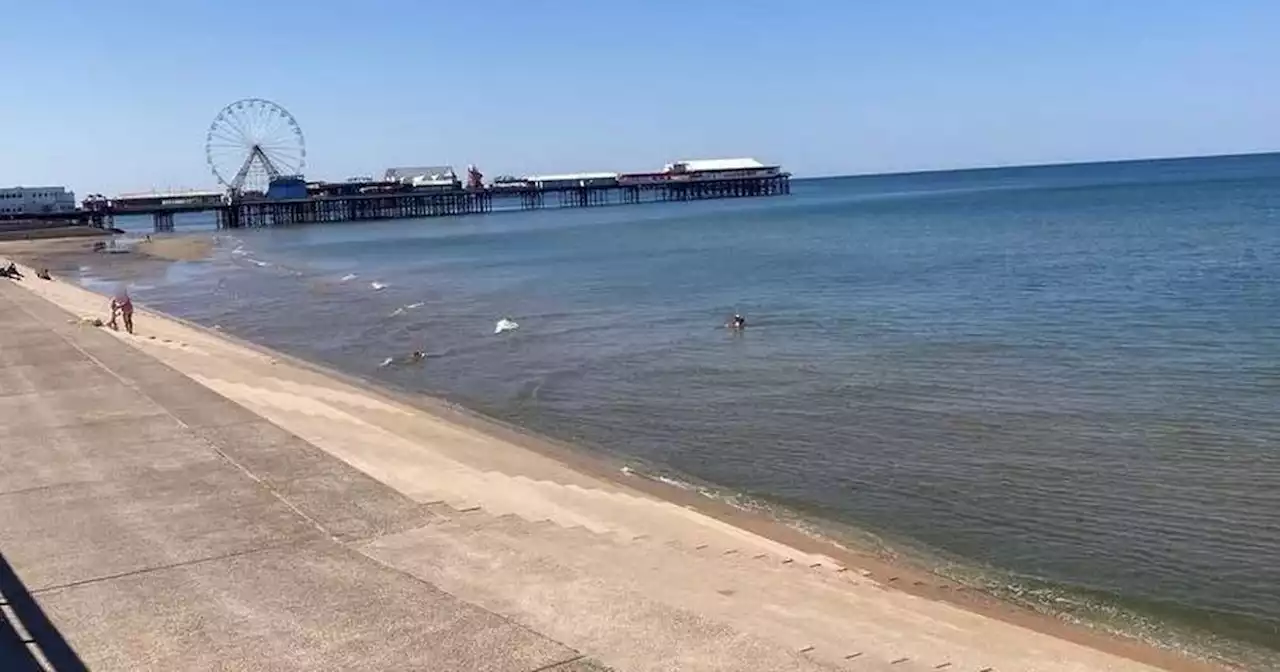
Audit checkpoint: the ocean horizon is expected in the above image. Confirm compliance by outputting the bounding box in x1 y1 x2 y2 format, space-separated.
97 151 1280 666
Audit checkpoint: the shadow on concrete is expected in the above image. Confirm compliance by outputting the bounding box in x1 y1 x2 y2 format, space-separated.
0 552 87 672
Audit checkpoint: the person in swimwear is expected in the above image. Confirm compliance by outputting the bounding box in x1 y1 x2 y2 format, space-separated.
729 313 746 330
109 287 134 334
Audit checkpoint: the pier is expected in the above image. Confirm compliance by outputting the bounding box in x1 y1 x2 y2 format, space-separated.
90 172 791 231
3 100 794 234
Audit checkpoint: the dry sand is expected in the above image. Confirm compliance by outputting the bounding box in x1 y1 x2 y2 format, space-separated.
0 247 1240 672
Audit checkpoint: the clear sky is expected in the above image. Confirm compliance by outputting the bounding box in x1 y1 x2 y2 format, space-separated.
2 0 1278 195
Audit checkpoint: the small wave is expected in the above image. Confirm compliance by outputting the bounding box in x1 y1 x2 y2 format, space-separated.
378 357 394 368
371 281 388 290
340 273 358 282
389 301 425 317
655 474 695 490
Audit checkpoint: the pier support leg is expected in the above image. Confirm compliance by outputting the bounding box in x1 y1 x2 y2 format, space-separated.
153 212 174 233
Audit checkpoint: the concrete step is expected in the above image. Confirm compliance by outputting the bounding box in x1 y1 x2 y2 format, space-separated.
498 474 850 578
557 479 847 568
470 514 940 671
190 377 632 531
362 521 841 672
526 522 1144 672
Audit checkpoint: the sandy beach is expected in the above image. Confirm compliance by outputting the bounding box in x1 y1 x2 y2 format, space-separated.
0 241 1240 671
0 232 214 276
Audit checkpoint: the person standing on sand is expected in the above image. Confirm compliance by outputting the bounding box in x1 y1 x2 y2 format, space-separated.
109 286 134 334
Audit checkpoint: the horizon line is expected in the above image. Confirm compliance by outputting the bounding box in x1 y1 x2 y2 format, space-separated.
793 149 1280 181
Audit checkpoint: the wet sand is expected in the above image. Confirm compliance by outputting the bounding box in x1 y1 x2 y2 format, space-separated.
0 234 214 284
0 243 1239 671
0 224 114 242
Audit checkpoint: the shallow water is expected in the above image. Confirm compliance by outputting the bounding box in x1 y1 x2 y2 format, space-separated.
104 154 1280 660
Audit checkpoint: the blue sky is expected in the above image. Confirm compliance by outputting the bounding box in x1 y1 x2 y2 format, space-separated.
2 0 1278 195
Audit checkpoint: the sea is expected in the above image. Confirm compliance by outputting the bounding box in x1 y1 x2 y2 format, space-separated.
100 153 1280 666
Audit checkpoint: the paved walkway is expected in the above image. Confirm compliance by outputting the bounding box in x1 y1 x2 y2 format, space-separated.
0 281 601 672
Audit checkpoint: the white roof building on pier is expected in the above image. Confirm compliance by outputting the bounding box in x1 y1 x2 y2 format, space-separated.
522 172 619 189
664 158 770 173
114 190 225 207
384 166 458 185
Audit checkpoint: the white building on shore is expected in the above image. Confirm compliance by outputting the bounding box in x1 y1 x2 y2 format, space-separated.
0 186 77 215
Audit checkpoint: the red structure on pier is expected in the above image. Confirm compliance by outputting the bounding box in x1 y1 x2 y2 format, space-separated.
466 165 484 190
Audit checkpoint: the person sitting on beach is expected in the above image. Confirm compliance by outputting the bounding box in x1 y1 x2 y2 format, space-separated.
36 268 51 280
1 263 22 280
109 286 134 334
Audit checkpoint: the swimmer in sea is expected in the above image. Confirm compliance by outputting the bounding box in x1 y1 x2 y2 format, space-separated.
381 351 427 368
729 313 746 330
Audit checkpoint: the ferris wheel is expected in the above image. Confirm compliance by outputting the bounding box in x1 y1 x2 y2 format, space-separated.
205 98 306 193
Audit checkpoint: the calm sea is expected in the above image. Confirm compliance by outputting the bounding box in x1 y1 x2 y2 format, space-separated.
106 154 1280 662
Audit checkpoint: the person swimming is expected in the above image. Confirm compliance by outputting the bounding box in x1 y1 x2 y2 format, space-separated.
729 313 746 330
381 350 427 368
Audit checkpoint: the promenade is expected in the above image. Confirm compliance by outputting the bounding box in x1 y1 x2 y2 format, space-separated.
0 274 1216 672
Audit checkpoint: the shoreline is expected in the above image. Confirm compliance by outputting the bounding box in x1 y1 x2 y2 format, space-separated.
0 239 1247 670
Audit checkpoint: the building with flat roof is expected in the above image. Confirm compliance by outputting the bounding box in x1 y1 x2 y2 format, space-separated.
665 158 768 173
523 172 619 189
0 186 76 215
111 190 225 209
660 158 781 181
